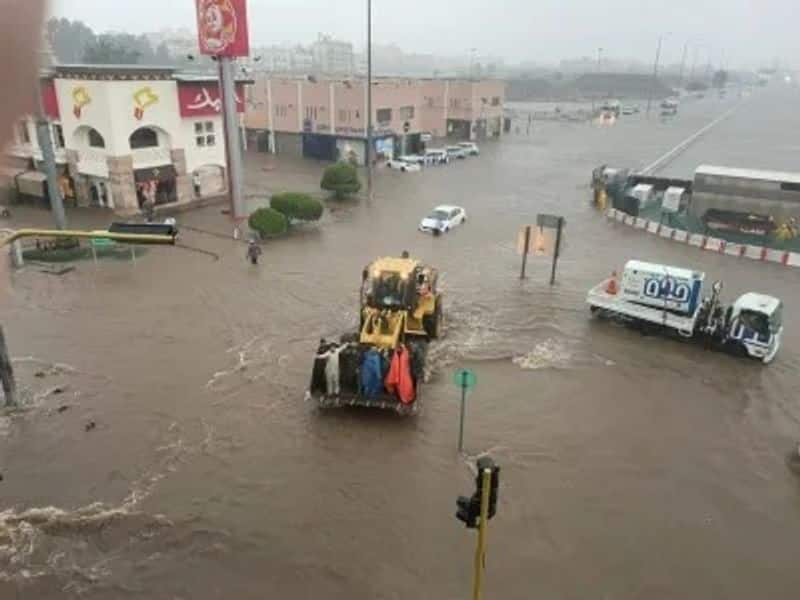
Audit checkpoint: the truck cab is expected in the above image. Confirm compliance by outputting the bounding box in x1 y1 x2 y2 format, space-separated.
728 293 783 363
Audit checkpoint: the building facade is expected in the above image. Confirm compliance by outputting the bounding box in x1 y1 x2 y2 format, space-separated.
311 34 355 75
244 76 505 164
5 65 246 214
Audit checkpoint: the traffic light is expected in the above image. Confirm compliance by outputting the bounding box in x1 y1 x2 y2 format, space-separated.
476 456 500 519
455 457 500 528
456 494 480 528
108 222 178 241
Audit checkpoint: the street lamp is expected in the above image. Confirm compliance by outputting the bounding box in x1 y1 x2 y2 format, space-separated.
646 32 670 117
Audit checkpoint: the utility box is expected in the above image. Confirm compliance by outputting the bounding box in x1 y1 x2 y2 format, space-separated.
621 260 705 315
632 183 655 209
662 186 686 214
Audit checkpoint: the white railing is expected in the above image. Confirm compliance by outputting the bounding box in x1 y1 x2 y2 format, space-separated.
132 147 172 170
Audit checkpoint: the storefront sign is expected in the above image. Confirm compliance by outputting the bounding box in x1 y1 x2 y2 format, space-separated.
335 126 365 136
195 0 250 57
178 83 245 117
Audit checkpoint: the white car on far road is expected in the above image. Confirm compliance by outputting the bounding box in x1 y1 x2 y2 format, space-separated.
457 142 480 156
386 157 421 172
425 149 449 165
419 205 467 234
446 145 467 159
399 154 427 166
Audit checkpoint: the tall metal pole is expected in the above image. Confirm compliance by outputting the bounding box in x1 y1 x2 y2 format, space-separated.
646 35 664 117
219 57 246 223
458 377 467 453
678 41 688 89
366 0 373 200
0 326 17 408
34 80 66 230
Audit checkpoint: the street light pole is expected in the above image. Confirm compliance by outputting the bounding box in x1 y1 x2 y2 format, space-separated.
646 34 666 117
366 0 373 201
34 78 66 230
678 41 688 89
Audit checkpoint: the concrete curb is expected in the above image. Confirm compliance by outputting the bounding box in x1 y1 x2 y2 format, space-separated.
606 208 799 268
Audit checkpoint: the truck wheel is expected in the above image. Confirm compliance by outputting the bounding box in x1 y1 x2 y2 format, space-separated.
424 297 443 339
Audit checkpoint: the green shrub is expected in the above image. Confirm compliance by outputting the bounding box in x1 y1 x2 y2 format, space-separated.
270 192 323 222
321 163 362 199
248 207 288 238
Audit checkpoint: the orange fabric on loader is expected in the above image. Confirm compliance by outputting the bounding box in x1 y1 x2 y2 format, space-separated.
385 345 416 404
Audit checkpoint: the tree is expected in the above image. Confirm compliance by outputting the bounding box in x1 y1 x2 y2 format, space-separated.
321 163 362 199
270 192 323 222
47 18 96 63
248 207 288 239
712 69 728 89
84 35 143 64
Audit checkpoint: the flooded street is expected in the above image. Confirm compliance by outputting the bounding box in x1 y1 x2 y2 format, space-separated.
2 85 800 599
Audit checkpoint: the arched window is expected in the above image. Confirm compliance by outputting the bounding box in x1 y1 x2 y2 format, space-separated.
88 128 105 148
129 127 159 149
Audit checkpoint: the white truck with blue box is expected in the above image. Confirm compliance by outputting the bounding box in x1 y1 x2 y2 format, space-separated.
587 260 783 363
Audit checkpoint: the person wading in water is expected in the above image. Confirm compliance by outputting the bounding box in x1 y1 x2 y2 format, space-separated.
247 240 262 265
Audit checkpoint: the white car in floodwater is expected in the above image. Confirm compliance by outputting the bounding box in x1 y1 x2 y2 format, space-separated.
419 205 467 234
446 145 467 159
457 142 480 156
425 149 449 165
386 157 421 172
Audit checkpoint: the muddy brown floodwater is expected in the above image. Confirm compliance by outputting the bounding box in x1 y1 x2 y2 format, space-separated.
2 85 800 599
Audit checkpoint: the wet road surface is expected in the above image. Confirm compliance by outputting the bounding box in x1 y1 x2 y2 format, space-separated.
2 85 800 599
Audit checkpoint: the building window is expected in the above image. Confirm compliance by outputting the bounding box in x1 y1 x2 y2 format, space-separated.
275 104 288 117
17 121 30 144
52 124 65 149
491 96 500 106
399 106 415 120
338 109 350 122
196 121 215 147
376 108 392 124
88 128 105 148
129 127 159 149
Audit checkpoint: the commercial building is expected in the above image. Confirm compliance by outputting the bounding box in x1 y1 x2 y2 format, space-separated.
244 76 505 164
312 34 355 75
5 64 247 214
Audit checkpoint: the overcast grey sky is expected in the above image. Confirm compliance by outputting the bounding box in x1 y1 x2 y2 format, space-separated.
49 0 796 67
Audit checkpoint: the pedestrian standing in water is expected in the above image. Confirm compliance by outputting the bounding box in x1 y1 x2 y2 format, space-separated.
247 240 262 265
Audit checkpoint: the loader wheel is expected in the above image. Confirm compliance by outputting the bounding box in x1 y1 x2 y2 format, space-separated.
424 297 443 340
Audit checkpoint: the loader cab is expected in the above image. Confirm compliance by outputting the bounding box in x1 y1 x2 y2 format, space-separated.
362 258 420 310
729 293 783 363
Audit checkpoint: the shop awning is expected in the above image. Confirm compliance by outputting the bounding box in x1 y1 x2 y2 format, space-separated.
15 171 47 198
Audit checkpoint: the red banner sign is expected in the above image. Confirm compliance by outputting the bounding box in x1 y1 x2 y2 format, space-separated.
195 0 250 57
41 79 60 120
178 82 245 118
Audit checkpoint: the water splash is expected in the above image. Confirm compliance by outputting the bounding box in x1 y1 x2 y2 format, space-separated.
512 338 574 370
